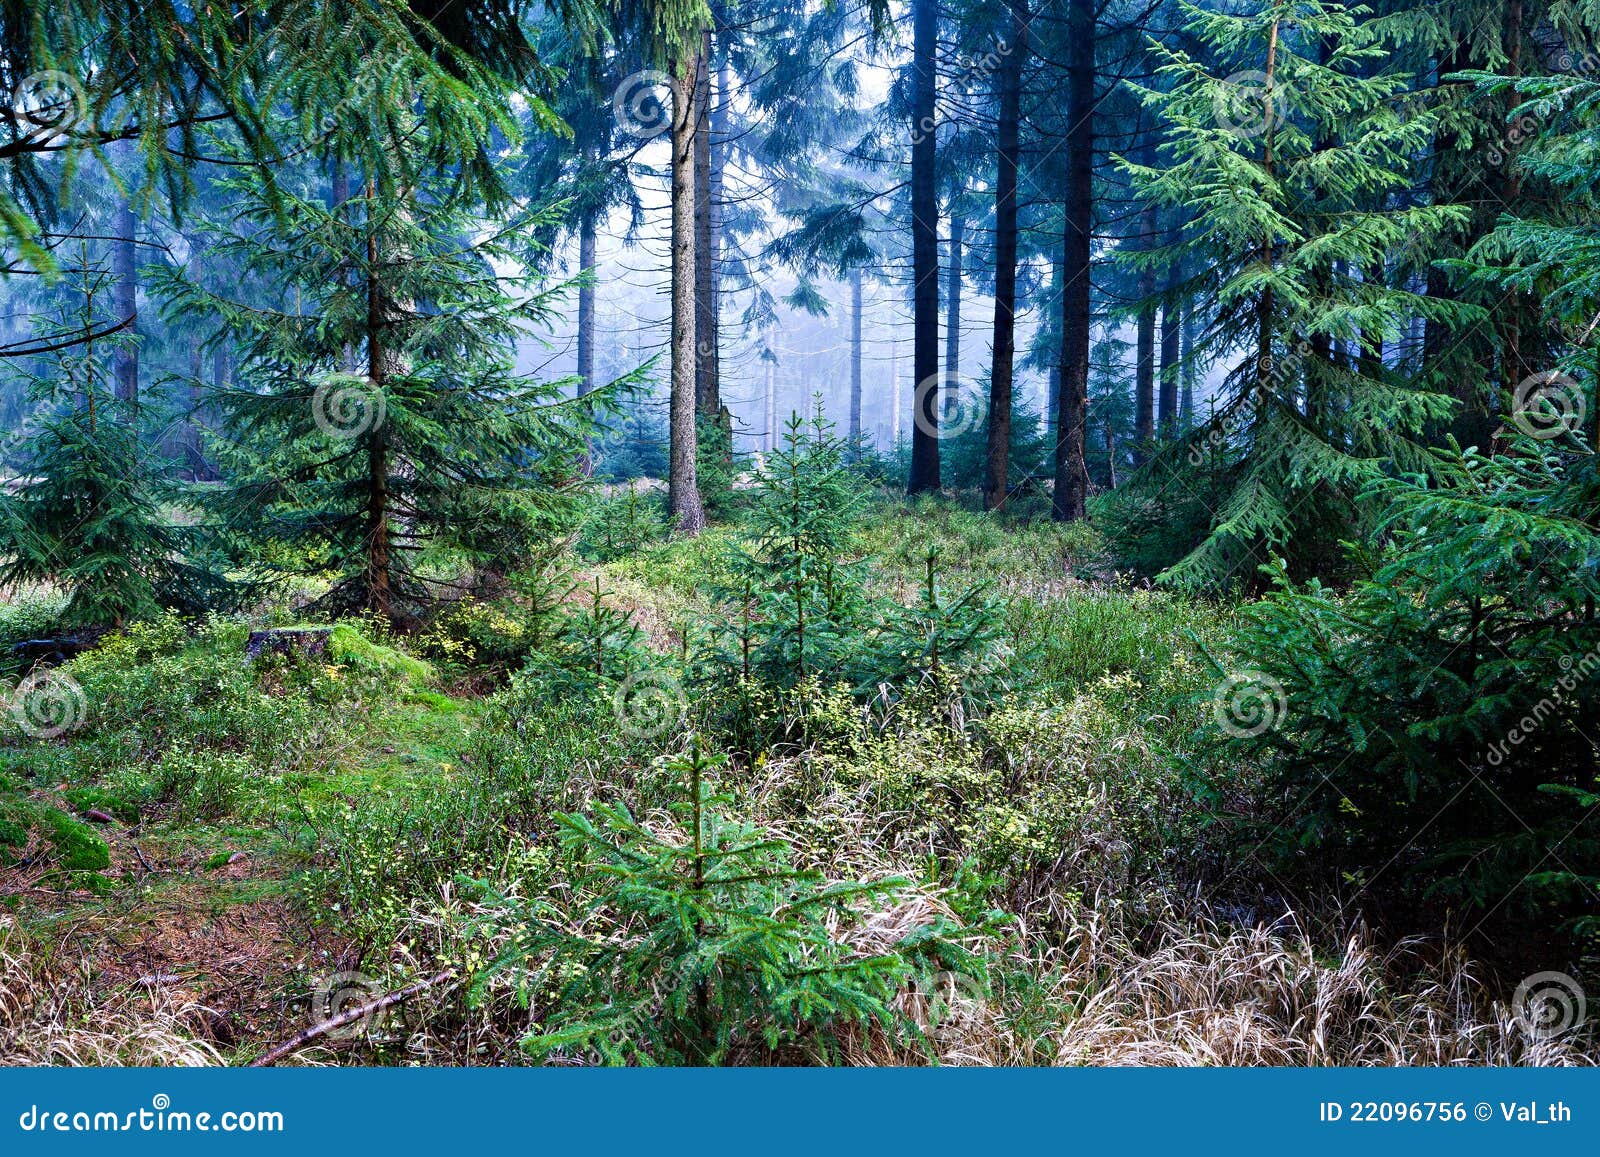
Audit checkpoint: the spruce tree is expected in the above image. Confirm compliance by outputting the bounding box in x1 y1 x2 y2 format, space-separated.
160 174 603 623
0 245 219 625
1120 0 1477 586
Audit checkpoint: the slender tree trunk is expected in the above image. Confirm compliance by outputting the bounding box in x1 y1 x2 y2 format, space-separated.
1133 136 1156 454
693 31 720 417
577 211 598 398
849 268 863 451
945 213 965 384
112 198 138 408
764 352 776 452
892 340 903 444
1052 0 1093 522
907 0 941 494
576 207 599 475
1159 296 1180 438
1180 304 1195 424
984 0 1026 511
364 206 393 620
669 46 707 533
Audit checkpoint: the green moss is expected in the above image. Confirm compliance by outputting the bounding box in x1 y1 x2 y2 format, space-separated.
63 787 139 825
65 870 117 895
402 688 456 711
328 624 434 685
42 809 111 871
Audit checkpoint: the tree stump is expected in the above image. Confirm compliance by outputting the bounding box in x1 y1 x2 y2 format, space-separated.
245 628 333 663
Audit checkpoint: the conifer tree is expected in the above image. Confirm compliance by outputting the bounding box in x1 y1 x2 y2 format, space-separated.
1120 0 1477 585
0 247 216 624
161 174 602 623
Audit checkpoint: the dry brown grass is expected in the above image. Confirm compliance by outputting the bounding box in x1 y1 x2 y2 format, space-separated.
845 904 1595 1067
0 918 221 1066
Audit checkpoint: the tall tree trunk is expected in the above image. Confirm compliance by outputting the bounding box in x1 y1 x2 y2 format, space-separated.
669 45 707 533
1180 304 1195 424
1159 296 1181 438
577 211 598 398
907 0 941 494
849 268 863 451
576 207 599 475
693 31 720 417
764 348 776 452
112 198 138 408
945 213 965 383
1052 0 1093 522
1133 135 1156 455
984 0 1026 511
364 200 393 621
892 340 903 444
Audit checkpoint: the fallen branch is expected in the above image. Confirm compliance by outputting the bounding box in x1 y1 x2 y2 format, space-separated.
249 970 456 1068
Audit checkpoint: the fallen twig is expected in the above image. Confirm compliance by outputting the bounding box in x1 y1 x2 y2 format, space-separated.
248 970 456 1068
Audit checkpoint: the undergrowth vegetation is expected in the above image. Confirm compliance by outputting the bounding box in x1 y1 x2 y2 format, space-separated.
1 437 1595 1067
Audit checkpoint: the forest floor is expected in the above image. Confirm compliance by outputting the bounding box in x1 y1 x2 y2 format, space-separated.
0 495 1593 1066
